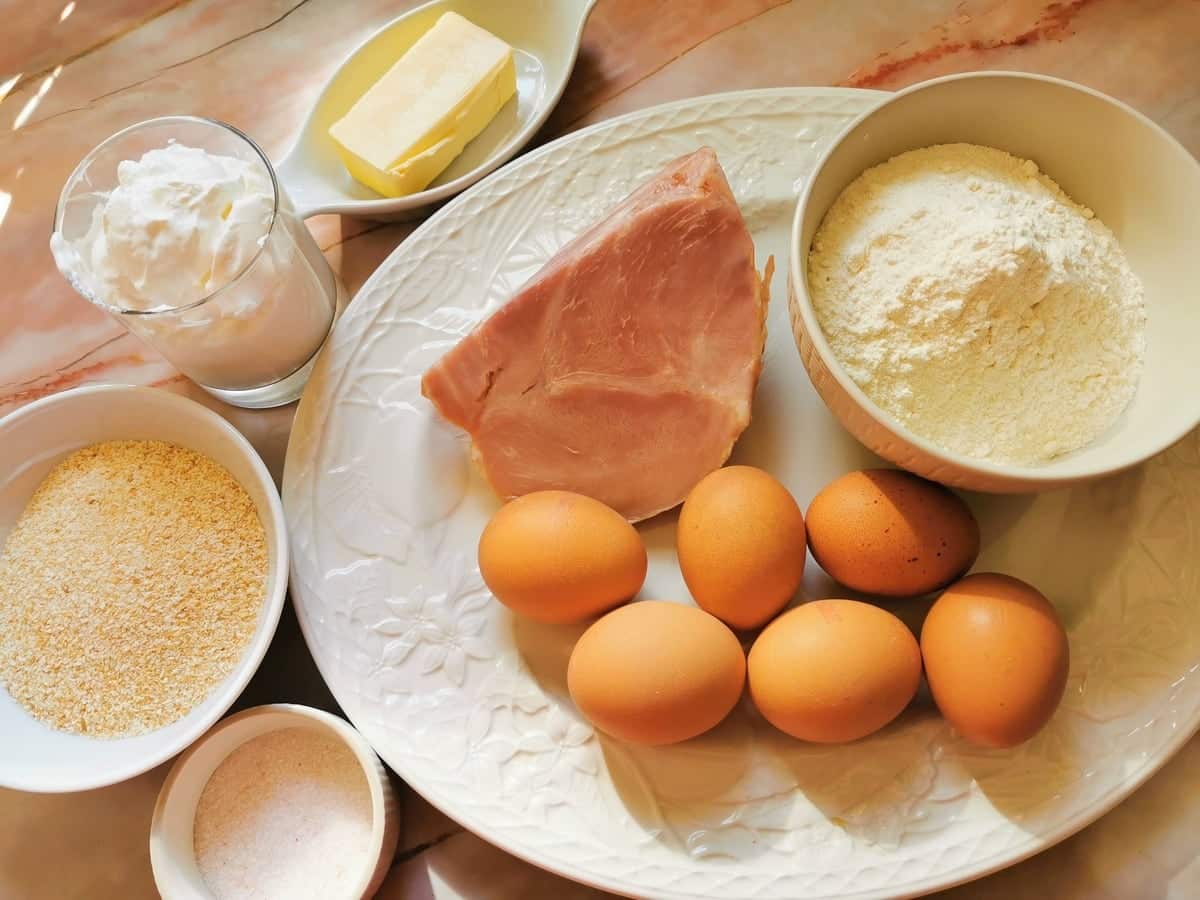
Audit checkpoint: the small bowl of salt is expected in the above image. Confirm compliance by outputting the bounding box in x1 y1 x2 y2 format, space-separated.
150 704 399 900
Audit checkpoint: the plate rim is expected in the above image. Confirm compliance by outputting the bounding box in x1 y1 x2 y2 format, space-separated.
282 85 1196 900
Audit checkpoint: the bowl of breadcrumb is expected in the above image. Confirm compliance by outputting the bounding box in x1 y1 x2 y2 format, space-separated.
790 71 1200 492
0 384 288 792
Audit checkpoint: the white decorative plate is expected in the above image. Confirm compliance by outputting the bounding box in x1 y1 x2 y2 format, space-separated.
283 88 1200 899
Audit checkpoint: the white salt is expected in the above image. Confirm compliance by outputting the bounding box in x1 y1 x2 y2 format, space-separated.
194 727 375 900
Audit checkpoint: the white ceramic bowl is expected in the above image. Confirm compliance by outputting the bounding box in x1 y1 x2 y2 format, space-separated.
790 71 1200 492
150 704 399 900
275 0 597 220
0 385 287 792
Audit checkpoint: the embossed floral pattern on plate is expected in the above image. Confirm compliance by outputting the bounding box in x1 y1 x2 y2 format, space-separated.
283 88 1200 899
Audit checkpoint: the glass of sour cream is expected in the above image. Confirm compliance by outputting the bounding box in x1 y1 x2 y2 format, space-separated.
50 116 340 408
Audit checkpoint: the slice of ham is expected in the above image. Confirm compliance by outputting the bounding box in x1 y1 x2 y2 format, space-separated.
421 147 770 522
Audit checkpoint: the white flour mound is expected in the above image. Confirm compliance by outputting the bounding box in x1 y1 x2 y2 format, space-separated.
808 142 1146 466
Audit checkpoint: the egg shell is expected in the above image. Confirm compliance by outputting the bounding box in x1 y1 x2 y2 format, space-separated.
748 599 922 743
567 601 746 746
921 572 1069 748
478 491 646 624
806 469 979 598
677 466 807 630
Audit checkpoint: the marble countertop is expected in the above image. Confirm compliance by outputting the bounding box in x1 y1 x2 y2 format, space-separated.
2 1 1199 897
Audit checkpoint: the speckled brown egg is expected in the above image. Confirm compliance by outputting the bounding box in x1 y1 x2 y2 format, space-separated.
748 599 921 743
806 469 979 597
567 601 746 745
677 466 807 630
921 573 1069 748
478 491 646 624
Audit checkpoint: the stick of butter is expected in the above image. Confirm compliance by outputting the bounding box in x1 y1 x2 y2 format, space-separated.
329 12 517 198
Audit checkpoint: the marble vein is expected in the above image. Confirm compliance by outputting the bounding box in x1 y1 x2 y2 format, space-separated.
2 2 1199 898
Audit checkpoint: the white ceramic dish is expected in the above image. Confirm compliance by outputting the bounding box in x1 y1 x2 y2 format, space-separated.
283 88 1200 898
0 385 288 793
276 0 598 220
150 703 399 900
790 71 1200 493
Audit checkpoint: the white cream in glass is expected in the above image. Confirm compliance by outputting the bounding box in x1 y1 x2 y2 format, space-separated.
51 117 339 408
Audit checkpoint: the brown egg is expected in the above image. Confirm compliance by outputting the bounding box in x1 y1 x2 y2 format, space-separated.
806 469 979 598
676 466 807 630
567 601 746 745
921 573 1069 748
748 599 921 743
478 491 646 624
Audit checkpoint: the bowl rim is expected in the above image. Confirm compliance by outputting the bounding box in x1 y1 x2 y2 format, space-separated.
149 703 395 900
0 384 288 792
789 69 1200 485
277 0 598 218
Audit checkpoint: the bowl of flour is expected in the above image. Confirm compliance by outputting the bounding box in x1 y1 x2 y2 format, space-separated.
789 72 1200 492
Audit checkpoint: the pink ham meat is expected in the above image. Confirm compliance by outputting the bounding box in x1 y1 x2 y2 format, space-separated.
421 147 769 522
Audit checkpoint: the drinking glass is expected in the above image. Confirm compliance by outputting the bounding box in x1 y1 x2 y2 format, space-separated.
52 117 340 408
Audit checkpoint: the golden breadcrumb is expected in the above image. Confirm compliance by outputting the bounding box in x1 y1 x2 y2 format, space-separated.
0 440 267 738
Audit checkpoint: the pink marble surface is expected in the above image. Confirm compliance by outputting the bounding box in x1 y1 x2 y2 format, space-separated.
2 1 1199 897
